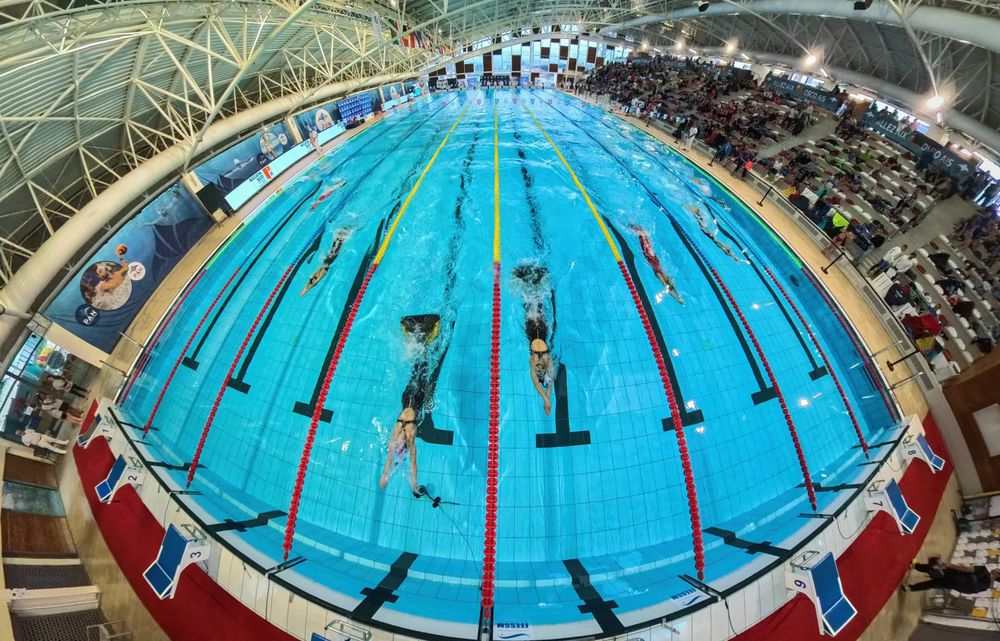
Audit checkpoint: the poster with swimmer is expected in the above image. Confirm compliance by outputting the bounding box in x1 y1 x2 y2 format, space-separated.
44 183 213 352
192 123 293 197
294 99 341 143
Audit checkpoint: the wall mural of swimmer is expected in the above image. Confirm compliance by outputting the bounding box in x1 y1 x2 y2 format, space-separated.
80 247 133 311
192 123 293 197
380 314 455 491
44 183 213 352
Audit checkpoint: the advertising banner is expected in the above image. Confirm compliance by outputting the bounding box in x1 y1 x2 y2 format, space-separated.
193 123 294 207
222 139 317 209
910 132 978 179
860 107 923 153
764 76 843 113
295 100 345 147
44 184 213 352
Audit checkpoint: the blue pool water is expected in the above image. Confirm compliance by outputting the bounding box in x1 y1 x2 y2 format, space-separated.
123 89 897 635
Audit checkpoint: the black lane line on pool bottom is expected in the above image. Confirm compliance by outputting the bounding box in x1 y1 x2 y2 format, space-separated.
536 362 591 447
603 217 705 427
666 216 778 406
226 231 326 393
182 182 322 371
713 223 828 381
563 559 625 635
704 527 790 557
293 219 387 423
351 551 418 621
537 96 776 408
805 481 865 493
147 461 198 472
205 510 286 534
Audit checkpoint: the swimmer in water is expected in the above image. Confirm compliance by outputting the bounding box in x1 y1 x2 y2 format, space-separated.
300 229 351 296
684 204 745 264
380 314 448 491
310 177 347 210
628 223 685 305
512 264 556 415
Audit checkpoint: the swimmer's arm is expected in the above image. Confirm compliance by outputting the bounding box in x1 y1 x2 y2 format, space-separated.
529 362 549 399
408 434 418 487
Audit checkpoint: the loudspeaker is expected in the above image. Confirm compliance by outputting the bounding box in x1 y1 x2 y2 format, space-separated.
196 182 231 219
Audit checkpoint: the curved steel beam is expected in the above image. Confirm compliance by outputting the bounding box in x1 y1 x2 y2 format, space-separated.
698 46 1000 151
600 0 1000 55
0 71 409 350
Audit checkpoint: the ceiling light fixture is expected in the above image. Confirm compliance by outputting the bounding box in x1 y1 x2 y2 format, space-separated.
803 53 817 66
698 1 710 12
926 94 944 110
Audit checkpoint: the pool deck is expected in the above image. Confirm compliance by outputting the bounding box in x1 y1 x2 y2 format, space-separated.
59 90 959 641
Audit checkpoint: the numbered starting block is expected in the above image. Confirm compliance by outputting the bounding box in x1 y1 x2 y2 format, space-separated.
786 550 856 636
95 454 144 503
143 524 210 599
901 432 945 473
865 477 920 534
77 415 112 449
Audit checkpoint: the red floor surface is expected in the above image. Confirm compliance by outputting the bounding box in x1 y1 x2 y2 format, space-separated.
76 414 951 641
734 413 953 641
74 438 298 641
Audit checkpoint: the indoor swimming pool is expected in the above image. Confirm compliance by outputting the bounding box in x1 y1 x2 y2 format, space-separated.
119 88 900 637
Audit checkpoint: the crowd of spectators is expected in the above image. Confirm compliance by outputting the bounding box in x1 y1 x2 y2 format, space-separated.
581 56 816 166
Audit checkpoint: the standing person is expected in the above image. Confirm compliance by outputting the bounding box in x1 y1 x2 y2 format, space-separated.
41 374 88 399
903 558 1000 594
36 394 83 424
308 126 322 155
682 121 698 151
15 428 70 455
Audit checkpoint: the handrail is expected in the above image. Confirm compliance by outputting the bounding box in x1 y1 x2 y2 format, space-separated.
326 618 372 641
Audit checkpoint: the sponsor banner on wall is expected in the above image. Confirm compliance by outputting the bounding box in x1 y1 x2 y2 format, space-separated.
192 123 294 205
44 184 213 352
222 138 319 209
764 76 843 113
860 107 923 153
295 100 346 147
910 131 978 179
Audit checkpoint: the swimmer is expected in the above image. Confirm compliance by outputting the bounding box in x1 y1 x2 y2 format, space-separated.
380 407 418 491
300 229 351 296
309 177 347 210
379 314 448 491
684 204 745 264
512 264 556 415
691 177 713 196
628 224 684 305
